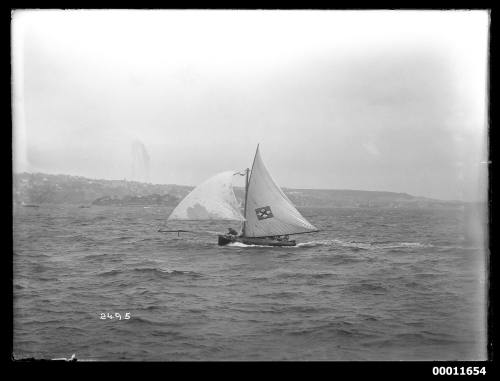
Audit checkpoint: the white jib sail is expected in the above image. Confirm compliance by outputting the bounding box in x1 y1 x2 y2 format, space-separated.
168 170 245 221
243 147 318 237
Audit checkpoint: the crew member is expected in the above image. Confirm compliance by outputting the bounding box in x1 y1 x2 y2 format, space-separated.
227 228 238 236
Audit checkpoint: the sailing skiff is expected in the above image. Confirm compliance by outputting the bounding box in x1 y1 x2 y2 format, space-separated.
165 145 319 246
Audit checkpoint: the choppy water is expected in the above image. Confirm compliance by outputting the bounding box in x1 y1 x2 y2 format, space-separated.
13 205 487 360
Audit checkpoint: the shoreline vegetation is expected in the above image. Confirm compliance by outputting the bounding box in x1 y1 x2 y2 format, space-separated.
13 172 477 209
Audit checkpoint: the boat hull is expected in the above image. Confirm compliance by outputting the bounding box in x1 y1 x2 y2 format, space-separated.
218 235 296 247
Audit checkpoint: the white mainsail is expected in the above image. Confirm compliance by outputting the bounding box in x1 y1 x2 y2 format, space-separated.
168 170 245 221
243 146 318 237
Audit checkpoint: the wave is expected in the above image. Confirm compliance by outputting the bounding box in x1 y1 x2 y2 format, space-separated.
150 236 434 252
251 291 299 298
38 276 59 282
89 215 108 222
296 239 342 248
413 272 440 278
365 332 464 346
345 282 388 293
141 305 160 311
227 239 369 249
226 242 274 248
378 242 432 249
272 271 337 281
433 244 482 251
286 322 374 338
297 239 432 250
98 269 122 276
287 305 323 314
97 267 204 279
83 253 105 260
128 316 190 328
113 236 136 241
297 239 372 249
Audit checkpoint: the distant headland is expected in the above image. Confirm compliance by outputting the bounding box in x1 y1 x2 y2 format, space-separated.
13 172 471 209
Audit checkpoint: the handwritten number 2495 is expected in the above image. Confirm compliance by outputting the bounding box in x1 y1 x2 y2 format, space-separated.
100 312 130 320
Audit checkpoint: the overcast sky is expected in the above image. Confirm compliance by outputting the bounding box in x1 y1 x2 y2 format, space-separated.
12 10 489 201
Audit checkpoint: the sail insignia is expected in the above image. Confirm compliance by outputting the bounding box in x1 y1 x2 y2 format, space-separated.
255 206 274 220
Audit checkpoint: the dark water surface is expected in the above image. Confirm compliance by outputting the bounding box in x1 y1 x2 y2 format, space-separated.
13 205 487 360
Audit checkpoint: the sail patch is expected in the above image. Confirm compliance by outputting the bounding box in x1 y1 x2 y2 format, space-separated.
256 206 274 220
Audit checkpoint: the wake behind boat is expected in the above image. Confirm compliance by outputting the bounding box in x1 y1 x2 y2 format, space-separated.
218 235 297 247
164 145 319 247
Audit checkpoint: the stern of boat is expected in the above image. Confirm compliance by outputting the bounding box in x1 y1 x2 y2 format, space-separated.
218 235 234 246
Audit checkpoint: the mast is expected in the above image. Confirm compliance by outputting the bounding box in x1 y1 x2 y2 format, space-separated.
242 167 249 236
242 144 260 237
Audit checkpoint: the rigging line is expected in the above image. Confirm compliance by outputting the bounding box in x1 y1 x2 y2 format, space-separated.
157 229 195 233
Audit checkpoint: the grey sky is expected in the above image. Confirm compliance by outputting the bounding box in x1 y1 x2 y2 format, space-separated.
12 10 489 201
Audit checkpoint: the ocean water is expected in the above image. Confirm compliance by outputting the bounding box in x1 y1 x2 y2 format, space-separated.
13 205 487 361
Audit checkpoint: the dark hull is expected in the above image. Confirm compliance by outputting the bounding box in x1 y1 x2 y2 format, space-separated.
218 235 296 247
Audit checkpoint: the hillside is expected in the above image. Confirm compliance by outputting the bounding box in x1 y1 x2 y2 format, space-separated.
13 172 189 206
13 172 464 209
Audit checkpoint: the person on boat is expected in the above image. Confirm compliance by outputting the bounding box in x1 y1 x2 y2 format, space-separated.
227 227 238 236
